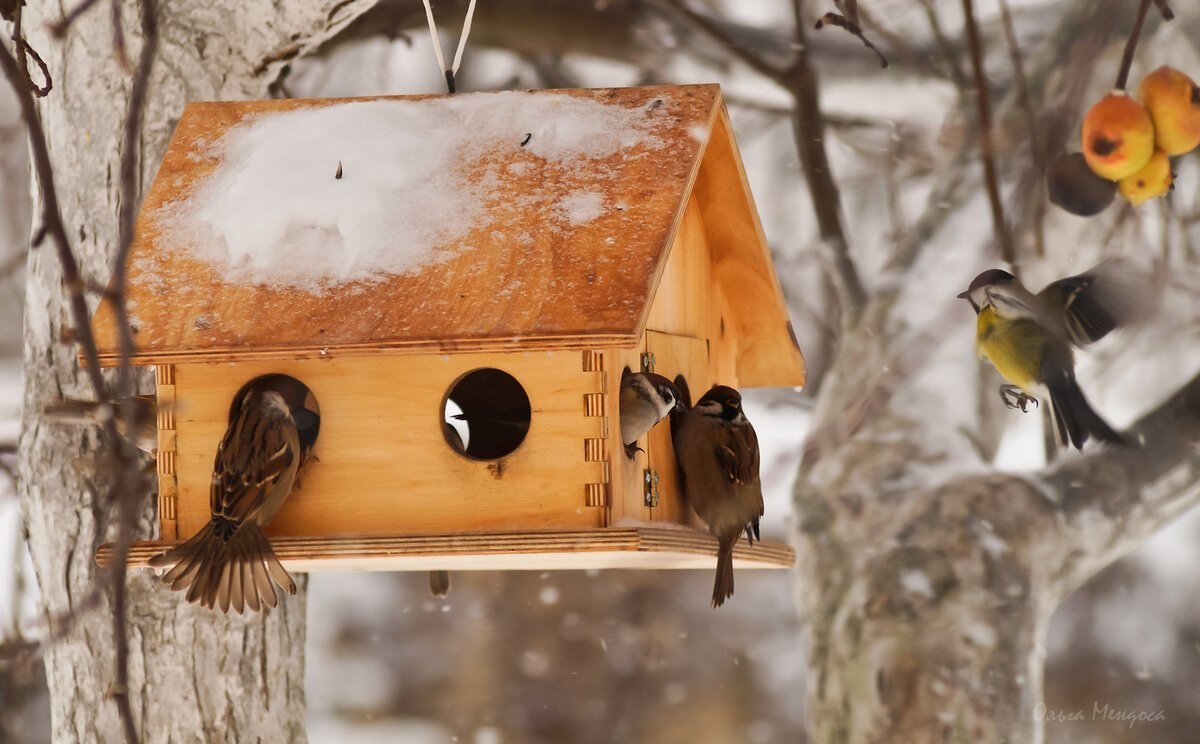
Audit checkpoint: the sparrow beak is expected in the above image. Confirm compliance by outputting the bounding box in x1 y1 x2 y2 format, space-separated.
956 290 970 300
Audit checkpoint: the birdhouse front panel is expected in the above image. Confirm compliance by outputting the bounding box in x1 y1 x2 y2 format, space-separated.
158 352 608 542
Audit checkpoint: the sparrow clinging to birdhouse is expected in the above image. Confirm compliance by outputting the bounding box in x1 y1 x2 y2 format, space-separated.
620 371 684 457
672 385 763 608
150 375 320 613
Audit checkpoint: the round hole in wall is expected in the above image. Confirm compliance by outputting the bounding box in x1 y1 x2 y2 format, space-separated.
442 368 531 460
229 374 321 454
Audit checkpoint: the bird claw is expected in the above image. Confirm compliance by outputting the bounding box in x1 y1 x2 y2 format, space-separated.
624 443 645 458
999 385 1038 413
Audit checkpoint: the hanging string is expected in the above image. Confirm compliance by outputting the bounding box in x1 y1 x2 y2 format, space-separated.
420 0 479 94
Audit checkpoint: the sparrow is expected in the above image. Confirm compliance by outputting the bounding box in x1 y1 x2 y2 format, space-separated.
149 375 320 613
957 262 1145 449
43 394 158 454
620 371 685 457
672 385 763 608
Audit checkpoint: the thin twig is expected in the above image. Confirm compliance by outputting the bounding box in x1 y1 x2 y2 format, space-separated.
961 0 1015 268
108 2 160 742
915 0 967 90
48 0 104 37
111 0 129 73
1116 0 1153 91
997 0 1044 257
813 10 888 68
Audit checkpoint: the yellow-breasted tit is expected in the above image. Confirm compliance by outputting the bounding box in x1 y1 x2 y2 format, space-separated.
957 263 1145 450
671 385 763 608
150 375 320 613
619 371 685 457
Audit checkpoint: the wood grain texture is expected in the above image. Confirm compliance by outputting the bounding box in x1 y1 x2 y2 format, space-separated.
97 527 795 572
169 353 607 539
691 107 807 389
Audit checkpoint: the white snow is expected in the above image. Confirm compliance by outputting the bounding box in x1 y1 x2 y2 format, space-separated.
156 92 667 292
556 191 606 225
900 569 934 598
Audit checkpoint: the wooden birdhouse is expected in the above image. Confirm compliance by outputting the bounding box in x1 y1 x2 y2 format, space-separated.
92 84 805 575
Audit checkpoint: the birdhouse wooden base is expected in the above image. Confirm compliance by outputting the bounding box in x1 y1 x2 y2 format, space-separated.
97 527 794 572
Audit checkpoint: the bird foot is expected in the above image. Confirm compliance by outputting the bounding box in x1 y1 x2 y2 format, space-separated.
624 443 645 458
999 385 1038 413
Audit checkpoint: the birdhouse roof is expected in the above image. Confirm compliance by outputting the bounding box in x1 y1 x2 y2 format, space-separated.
92 84 803 387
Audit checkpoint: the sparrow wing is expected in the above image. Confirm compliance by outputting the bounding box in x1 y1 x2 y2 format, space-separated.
714 422 761 488
210 392 299 529
1038 262 1148 347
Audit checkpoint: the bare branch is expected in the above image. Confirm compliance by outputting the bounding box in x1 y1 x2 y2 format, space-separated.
106 1 160 742
997 0 1044 257
961 0 1015 268
813 6 888 69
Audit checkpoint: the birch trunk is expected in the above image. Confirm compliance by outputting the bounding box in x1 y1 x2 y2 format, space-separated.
14 2 375 740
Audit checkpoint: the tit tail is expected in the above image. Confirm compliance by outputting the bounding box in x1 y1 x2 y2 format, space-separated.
1047 372 1122 450
429 570 452 598
149 519 295 614
712 536 736 608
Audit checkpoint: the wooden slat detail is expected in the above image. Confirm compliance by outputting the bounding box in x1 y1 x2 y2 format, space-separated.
96 527 795 572
581 350 604 372
583 393 605 417
584 483 608 508
156 364 179 540
583 438 606 462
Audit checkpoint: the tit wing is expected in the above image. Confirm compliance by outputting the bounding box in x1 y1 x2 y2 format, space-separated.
211 391 299 529
1038 262 1148 347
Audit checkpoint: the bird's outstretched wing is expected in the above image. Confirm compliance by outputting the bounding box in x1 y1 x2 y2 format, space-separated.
1038 261 1149 347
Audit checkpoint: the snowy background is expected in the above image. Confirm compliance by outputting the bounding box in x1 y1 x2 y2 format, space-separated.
4 1 1200 742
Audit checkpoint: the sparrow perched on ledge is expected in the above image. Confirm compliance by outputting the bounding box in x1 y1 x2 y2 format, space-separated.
672 385 763 608
619 371 684 457
150 375 320 613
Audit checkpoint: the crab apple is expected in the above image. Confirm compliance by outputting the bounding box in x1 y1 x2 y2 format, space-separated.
1137 66 1200 156
1047 152 1116 216
1082 92 1156 181
1117 149 1173 207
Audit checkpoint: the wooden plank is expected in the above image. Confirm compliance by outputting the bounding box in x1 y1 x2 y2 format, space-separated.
171 352 606 539
97 527 795 572
691 105 807 389
92 85 721 365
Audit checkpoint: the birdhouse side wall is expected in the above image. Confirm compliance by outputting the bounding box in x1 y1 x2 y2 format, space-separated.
604 192 740 532
157 352 609 541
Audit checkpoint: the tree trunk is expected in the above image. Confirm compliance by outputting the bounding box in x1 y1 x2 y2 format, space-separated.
794 286 1200 742
14 2 376 740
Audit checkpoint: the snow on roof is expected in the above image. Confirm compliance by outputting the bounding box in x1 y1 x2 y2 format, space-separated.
155 92 667 292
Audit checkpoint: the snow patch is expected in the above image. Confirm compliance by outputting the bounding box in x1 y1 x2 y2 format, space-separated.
900 569 934 598
157 93 666 292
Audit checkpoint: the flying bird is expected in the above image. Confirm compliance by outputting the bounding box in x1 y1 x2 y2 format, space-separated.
149 375 320 613
958 262 1146 450
672 385 763 608
619 371 684 457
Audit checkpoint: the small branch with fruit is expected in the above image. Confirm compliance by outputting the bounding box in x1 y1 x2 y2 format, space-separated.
1047 0 1184 217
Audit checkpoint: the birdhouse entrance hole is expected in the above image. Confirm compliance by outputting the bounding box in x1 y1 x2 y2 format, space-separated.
229 374 319 424
442 368 531 460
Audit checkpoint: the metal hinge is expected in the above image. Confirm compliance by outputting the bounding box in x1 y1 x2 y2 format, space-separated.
643 468 660 507
640 351 656 373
